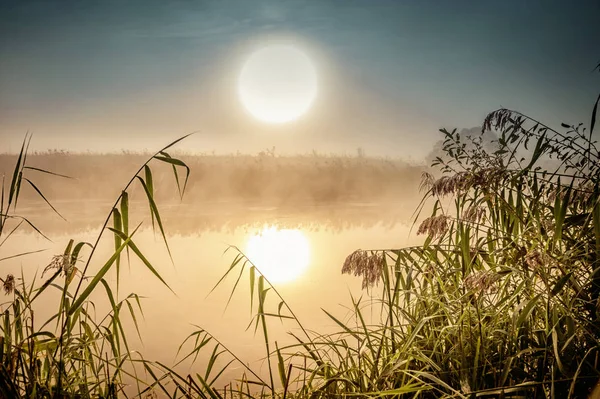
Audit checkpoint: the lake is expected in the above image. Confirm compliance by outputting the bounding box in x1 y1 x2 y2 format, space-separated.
2 197 425 387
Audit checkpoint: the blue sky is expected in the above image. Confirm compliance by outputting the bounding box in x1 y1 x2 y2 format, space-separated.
0 0 598 159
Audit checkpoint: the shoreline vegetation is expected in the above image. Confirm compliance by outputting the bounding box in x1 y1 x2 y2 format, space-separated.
2 90 600 398
0 152 423 206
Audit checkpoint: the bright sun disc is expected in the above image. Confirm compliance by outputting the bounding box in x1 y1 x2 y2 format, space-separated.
246 227 310 283
238 45 317 123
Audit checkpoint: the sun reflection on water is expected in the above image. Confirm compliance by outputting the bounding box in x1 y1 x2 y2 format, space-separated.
245 226 310 283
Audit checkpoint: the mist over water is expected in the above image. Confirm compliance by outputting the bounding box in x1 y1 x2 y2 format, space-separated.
1 152 426 385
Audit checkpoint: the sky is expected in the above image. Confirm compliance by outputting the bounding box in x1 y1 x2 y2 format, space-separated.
0 0 598 160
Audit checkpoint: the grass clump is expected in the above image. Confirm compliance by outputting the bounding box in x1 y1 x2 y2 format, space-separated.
191 93 600 398
0 134 191 398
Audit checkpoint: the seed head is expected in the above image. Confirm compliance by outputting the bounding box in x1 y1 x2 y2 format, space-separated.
342 250 385 289
524 249 555 271
2 274 15 295
463 205 486 224
417 215 450 239
43 254 71 277
464 271 499 294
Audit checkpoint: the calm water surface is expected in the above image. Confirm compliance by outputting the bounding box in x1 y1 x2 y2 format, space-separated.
3 199 424 382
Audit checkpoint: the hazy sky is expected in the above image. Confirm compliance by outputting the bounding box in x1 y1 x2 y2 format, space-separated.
1 0 598 160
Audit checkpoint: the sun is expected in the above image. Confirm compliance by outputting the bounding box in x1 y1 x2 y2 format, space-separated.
238 45 318 124
245 227 311 283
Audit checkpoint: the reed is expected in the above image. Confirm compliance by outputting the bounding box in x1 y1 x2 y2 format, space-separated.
176 91 600 398
0 133 192 398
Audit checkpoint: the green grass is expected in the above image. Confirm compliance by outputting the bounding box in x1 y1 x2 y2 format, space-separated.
1 90 600 398
0 134 192 398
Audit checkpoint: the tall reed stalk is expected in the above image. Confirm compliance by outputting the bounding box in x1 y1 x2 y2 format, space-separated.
1 134 191 398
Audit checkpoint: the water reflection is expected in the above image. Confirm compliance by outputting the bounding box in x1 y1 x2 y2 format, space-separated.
1 199 425 384
246 226 310 283
14 199 415 236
